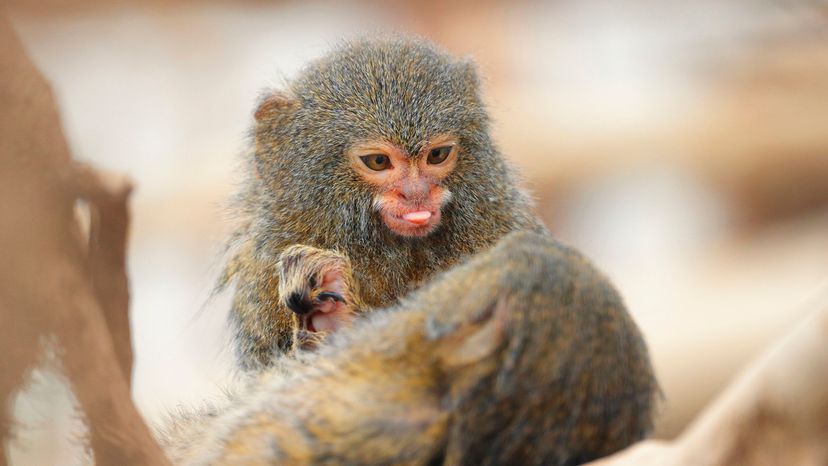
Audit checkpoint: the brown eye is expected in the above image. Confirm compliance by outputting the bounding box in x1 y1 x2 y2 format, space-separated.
427 146 453 165
360 154 392 171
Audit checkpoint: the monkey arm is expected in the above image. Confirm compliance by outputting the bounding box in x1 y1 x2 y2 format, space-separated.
276 244 363 351
223 238 366 370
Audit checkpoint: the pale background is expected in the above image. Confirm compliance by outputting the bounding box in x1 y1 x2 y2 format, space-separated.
6 1 828 464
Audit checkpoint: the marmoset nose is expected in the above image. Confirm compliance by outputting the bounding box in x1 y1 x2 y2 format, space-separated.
398 179 429 203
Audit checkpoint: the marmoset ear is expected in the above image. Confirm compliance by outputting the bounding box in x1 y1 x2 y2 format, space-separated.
254 90 298 122
456 57 482 98
436 299 509 368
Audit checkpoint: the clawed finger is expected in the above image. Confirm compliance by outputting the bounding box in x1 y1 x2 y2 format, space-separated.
316 292 344 303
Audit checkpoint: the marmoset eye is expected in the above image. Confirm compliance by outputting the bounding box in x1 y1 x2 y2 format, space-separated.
360 154 392 171
427 146 453 165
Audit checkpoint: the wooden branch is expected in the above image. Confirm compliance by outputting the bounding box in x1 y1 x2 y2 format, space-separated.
0 13 170 465
63 162 136 384
587 301 828 466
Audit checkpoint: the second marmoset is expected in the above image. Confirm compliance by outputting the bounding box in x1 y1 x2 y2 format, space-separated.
221 36 546 369
162 233 657 465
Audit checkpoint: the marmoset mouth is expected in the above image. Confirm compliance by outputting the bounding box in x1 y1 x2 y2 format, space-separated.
383 208 442 237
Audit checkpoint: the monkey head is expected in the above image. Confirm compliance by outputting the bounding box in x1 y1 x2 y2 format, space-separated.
251 36 511 245
347 133 458 237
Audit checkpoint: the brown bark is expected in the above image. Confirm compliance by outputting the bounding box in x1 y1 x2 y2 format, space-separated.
587 301 828 466
64 163 136 385
0 12 170 465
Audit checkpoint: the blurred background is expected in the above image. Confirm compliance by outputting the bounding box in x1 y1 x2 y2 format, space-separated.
6 0 828 464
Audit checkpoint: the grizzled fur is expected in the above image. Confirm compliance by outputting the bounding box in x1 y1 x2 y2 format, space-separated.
161 232 657 465
221 36 543 369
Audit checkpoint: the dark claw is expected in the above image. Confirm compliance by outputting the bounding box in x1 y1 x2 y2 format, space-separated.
286 291 313 315
316 292 344 303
